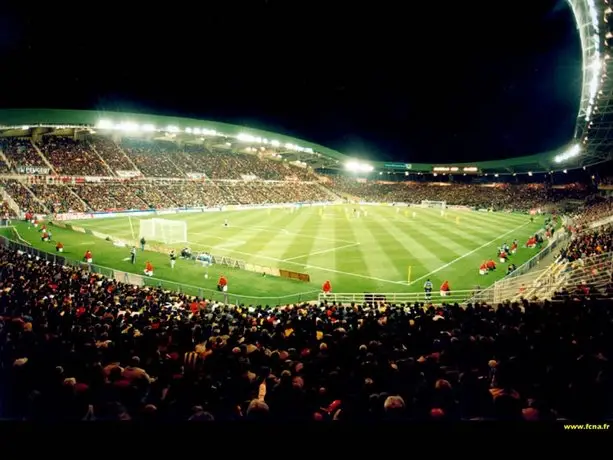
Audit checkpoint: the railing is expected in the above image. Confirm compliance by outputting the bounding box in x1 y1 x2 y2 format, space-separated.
487 269 549 303
0 234 320 306
318 289 481 305
518 252 613 301
520 262 568 300
551 251 613 294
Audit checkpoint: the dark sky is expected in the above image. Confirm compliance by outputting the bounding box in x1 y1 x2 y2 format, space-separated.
0 0 581 163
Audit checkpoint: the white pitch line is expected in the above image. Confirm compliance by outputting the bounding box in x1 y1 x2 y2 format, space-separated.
407 221 532 286
188 240 286 264
303 264 407 285
282 243 361 262
187 241 405 286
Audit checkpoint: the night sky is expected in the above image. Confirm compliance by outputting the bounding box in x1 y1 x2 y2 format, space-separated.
0 0 581 164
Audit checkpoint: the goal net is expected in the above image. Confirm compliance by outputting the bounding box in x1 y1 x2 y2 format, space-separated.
421 200 446 209
139 218 187 244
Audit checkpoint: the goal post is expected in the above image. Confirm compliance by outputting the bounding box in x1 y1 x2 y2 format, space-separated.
420 200 446 209
139 219 155 241
138 218 187 244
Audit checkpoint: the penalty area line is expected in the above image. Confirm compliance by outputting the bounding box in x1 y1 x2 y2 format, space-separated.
187 241 405 287
407 221 532 287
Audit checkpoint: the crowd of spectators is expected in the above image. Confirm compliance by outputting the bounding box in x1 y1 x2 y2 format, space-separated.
142 140 317 181
28 184 87 214
1 243 613 421
226 182 336 205
0 179 47 214
39 137 110 176
0 134 609 224
89 137 137 172
552 222 613 301
0 201 15 220
326 178 585 212
156 182 227 208
66 181 335 211
568 198 613 229
73 183 147 212
6 135 320 181
0 138 45 168
0 179 336 213
0 178 600 217
559 224 612 263
121 139 185 178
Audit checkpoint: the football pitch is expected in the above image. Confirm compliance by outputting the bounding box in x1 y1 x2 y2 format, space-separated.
12 205 544 304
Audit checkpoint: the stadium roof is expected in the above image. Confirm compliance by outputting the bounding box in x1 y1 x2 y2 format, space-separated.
0 105 607 176
0 108 350 170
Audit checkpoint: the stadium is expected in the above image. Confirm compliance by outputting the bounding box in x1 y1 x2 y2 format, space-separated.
1 0 613 423
0 108 571 305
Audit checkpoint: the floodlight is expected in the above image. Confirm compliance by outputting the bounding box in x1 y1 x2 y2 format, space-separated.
118 122 139 132
237 133 256 142
96 120 113 129
553 144 581 163
345 161 373 173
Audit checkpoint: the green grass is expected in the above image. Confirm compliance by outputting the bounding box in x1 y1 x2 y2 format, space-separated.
11 205 545 304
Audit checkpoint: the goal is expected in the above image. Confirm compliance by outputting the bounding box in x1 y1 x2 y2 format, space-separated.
139 218 187 244
421 200 446 209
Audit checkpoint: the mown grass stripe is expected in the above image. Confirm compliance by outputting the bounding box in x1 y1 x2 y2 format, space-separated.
276 209 324 261
363 218 436 282
324 209 374 290
396 222 473 258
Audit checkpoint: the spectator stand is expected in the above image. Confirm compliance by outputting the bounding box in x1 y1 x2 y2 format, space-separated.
0 185 23 217
0 179 49 214
514 207 613 300
519 250 613 301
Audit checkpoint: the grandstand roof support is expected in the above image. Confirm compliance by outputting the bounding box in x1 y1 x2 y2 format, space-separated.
566 0 613 169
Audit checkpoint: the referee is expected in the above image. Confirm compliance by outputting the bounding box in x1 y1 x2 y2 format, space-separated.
424 279 433 302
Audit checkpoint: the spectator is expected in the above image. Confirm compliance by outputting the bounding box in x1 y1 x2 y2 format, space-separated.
0 241 612 421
